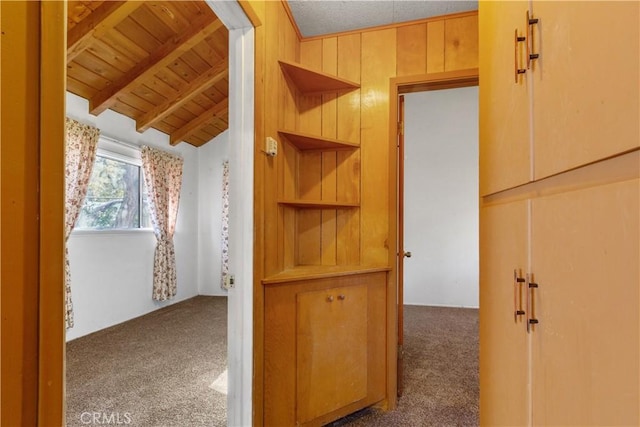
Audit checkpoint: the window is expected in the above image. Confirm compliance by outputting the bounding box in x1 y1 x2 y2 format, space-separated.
75 139 151 230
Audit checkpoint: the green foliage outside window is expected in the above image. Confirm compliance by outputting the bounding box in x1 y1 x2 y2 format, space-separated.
76 155 151 230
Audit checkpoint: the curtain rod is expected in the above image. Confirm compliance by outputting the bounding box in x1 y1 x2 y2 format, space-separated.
99 134 141 151
100 134 184 160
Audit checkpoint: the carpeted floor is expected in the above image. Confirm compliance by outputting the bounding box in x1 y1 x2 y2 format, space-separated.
66 296 228 427
329 305 479 427
66 299 478 427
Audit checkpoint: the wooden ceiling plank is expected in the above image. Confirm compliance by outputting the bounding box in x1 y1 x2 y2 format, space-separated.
170 99 228 145
137 60 228 132
89 14 223 116
67 1 143 63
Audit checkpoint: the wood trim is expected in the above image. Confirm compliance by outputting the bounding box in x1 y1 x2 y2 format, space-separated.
281 0 303 41
277 199 359 209
89 15 224 115
395 68 479 93
1 2 40 425
387 66 479 407
301 10 478 42
38 2 66 425
482 149 640 206
238 0 262 28
251 1 266 424
66 1 142 63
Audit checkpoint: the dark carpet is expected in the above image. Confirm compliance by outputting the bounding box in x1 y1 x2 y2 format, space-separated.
66 296 227 427
66 299 477 427
329 305 479 427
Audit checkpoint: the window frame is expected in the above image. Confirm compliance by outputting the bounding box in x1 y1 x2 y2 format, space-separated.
72 136 153 234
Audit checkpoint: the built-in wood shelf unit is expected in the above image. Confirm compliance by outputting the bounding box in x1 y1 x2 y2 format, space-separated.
279 130 359 151
278 199 359 209
279 59 360 95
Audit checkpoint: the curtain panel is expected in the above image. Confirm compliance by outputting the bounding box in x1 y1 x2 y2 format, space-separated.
221 161 230 289
65 118 100 329
141 146 184 301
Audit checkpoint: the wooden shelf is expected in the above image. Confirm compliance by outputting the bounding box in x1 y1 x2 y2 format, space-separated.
279 130 359 151
262 265 391 285
279 60 360 95
278 199 359 209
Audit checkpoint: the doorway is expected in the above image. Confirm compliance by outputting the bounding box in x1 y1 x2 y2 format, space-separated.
402 87 478 308
390 69 478 408
59 1 255 425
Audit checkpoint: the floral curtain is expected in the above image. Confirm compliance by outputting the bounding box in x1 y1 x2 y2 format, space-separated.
141 146 184 301
65 118 100 329
220 161 230 289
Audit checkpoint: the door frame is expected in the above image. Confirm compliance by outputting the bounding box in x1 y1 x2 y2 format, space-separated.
387 68 479 397
26 1 257 425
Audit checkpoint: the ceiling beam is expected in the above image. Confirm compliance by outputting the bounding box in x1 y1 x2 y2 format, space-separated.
136 60 229 133
170 98 229 145
89 14 224 116
67 1 143 63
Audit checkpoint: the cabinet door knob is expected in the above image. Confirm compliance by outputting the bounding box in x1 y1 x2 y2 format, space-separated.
338 294 346 301
327 295 334 302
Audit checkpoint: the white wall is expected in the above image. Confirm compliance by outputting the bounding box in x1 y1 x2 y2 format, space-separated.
198 130 230 296
403 87 478 308
65 92 201 341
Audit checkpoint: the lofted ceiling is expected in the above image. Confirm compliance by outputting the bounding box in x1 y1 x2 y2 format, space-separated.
67 1 229 147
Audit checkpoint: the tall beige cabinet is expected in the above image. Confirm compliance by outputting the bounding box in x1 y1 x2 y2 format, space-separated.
479 1 639 426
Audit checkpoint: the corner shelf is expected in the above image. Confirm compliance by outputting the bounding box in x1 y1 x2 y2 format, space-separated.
278 199 359 209
278 130 359 151
279 60 360 95
262 265 391 285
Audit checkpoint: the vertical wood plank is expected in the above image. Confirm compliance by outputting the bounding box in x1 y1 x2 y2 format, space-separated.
1 2 40 426
280 2 298 269
337 33 362 266
264 287 297 426
322 37 338 265
426 20 445 73
444 15 478 71
396 23 427 76
360 28 396 266
298 39 323 135
297 39 323 266
263 1 281 277
251 0 267 423
39 2 66 425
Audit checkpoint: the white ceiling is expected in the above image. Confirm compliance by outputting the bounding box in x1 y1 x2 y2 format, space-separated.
287 0 478 38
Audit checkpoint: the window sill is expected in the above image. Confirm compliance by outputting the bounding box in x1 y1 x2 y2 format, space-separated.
71 228 154 237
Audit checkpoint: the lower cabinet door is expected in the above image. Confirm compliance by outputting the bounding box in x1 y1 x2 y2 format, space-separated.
531 179 639 425
480 200 530 426
296 285 368 423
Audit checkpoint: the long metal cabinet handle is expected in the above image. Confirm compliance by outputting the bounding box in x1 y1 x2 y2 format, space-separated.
514 269 526 322
526 274 539 333
514 29 527 82
527 10 540 69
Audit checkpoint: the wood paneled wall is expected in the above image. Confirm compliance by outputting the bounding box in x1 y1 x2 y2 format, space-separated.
252 3 478 423
294 11 479 270
255 3 478 278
